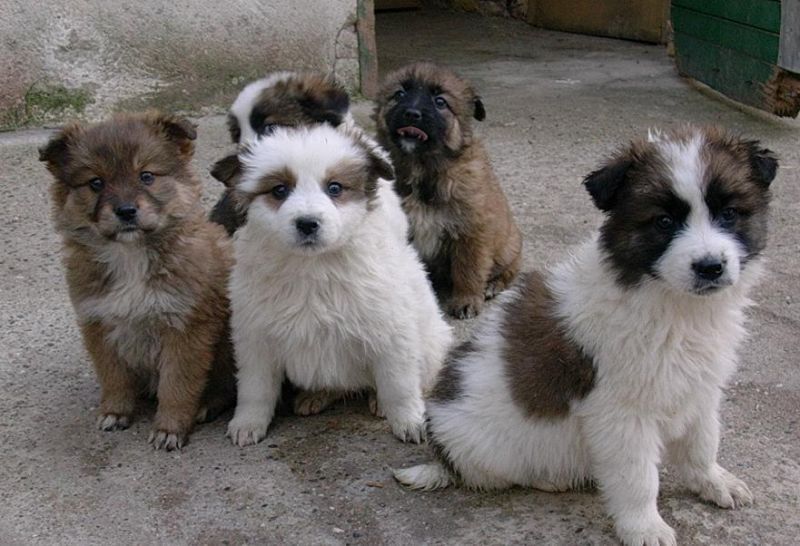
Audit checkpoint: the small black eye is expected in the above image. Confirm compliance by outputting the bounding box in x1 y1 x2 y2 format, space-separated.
88 178 104 192
655 214 674 230
327 181 343 197
139 171 155 185
434 96 447 109
271 184 289 200
394 89 407 100
261 123 277 136
720 207 738 224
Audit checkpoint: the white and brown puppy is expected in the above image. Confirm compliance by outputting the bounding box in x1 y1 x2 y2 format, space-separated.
395 127 778 546
210 71 354 234
375 62 522 319
226 124 453 447
41 112 236 450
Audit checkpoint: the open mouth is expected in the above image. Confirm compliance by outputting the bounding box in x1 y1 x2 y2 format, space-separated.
397 126 429 142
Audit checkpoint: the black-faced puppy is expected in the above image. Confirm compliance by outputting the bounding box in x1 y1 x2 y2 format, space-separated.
374 62 522 318
41 112 236 450
210 71 353 234
395 126 778 546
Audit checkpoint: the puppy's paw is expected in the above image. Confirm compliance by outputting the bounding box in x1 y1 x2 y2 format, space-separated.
389 415 427 444
368 391 386 418
697 466 753 509
148 428 188 451
293 390 339 416
484 280 504 301
616 515 677 546
97 413 131 431
226 414 269 447
447 296 483 320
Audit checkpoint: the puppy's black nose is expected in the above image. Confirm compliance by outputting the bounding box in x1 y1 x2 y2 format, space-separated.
295 217 320 236
404 108 422 122
115 204 138 222
692 257 724 281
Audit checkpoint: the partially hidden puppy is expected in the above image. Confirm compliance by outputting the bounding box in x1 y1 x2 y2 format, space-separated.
394 126 778 546
225 124 453 447
375 62 522 318
41 112 236 450
210 71 353 234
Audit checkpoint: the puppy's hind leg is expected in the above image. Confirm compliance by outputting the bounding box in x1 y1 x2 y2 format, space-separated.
293 390 342 416
394 462 453 490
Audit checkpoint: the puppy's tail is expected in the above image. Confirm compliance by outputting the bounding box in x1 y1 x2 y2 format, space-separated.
393 462 453 490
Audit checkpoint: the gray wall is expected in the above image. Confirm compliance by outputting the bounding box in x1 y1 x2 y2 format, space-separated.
0 0 361 128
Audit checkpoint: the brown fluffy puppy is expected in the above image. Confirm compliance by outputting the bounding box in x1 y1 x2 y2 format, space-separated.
210 71 352 234
374 62 522 319
40 112 236 450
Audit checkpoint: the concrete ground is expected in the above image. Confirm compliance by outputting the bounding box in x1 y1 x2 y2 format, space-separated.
1 9 798 546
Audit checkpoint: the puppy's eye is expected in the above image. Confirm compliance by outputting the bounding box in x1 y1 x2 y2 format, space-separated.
139 171 155 185
271 184 289 200
261 123 278 136
88 178 104 192
655 214 674 231
326 181 343 197
434 96 448 109
393 90 407 100
719 207 738 225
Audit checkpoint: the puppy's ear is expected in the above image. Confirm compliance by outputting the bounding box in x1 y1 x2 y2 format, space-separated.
300 84 351 127
745 141 778 188
583 156 633 212
227 113 242 144
39 123 82 175
473 97 486 121
149 112 197 157
210 154 243 188
367 146 395 182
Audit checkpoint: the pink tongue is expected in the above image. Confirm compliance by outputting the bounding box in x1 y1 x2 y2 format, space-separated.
398 126 428 141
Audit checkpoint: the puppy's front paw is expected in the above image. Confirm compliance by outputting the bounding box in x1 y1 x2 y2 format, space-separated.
226 414 269 447
447 296 483 319
97 413 131 431
389 415 427 444
148 428 188 451
697 466 753 509
616 515 676 546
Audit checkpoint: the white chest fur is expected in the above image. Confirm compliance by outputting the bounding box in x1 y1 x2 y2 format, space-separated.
403 197 452 261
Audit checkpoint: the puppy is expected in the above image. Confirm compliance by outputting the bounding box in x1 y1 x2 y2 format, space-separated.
375 62 522 318
210 71 353 234
225 124 453 447
41 112 236 450
394 127 778 546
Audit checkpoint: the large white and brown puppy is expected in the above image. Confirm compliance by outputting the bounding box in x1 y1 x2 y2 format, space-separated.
226 124 453 447
375 62 522 319
210 71 353 234
40 112 236 450
395 127 778 545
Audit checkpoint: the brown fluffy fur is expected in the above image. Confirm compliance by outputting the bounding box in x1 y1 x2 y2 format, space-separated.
40 111 236 450
374 62 522 318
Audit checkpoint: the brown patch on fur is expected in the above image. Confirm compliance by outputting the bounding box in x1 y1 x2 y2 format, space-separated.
428 339 473 402
236 166 298 211
374 62 521 319
40 112 236 450
503 273 595 417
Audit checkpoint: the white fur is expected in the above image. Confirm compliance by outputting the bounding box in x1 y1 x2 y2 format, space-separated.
227 126 452 447
230 71 356 145
396 133 761 545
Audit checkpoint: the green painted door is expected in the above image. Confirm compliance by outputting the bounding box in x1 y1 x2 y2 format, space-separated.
672 0 800 117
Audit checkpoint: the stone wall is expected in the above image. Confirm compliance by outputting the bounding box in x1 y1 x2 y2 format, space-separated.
0 0 361 129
